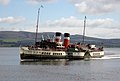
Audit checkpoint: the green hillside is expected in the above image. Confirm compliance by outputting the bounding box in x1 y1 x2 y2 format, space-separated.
0 31 120 47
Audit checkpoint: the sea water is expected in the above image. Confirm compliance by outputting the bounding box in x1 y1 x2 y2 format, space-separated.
0 47 120 81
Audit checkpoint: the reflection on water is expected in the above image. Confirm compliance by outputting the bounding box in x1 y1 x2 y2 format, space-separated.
0 47 120 65
20 59 70 65
0 48 120 81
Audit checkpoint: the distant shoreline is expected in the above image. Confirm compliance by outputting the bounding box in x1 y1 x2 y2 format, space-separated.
0 31 120 47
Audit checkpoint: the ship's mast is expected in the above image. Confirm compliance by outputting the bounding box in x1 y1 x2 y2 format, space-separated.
82 16 87 44
35 5 43 45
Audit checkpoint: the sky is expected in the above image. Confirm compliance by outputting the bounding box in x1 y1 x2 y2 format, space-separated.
0 0 120 39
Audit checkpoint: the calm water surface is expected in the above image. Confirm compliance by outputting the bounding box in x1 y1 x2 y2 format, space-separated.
0 47 120 81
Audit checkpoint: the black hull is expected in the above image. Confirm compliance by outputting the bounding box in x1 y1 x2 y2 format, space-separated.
20 54 104 60
20 54 85 60
21 54 66 59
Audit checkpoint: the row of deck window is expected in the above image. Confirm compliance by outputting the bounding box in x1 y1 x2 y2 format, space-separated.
31 51 51 55
28 51 63 56
53 53 63 56
42 52 51 55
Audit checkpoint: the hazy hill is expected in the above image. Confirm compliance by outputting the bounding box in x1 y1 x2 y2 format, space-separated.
0 31 120 47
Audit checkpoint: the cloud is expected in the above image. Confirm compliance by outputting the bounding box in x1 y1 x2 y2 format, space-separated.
27 0 57 4
44 16 83 27
70 0 120 14
35 16 119 38
85 27 120 39
0 16 25 24
42 16 118 29
25 25 120 39
1 16 120 38
0 0 10 5
87 18 116 28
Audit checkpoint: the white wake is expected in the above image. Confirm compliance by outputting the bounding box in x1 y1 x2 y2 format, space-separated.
92 54 120 60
